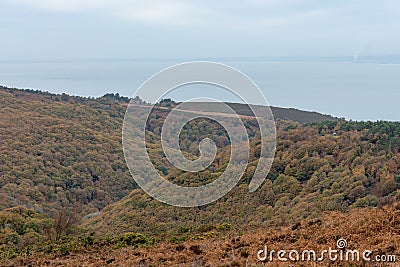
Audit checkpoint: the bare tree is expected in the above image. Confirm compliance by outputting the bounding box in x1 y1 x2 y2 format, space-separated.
54 208 80 240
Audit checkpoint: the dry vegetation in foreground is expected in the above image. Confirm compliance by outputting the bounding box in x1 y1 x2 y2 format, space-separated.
2 204 400 267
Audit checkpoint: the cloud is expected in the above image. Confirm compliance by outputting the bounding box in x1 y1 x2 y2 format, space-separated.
7 0 110 12
2 0 400 32
115 2 210 26
1 0 336 27
3 0 210 25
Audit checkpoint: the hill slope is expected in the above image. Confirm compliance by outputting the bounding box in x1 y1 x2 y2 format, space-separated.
1 86 400 266
84 118 400 237
2 204 400 266
0 87 133 216
0 85 337 216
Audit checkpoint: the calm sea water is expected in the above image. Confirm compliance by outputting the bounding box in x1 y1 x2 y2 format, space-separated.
0 59 399 121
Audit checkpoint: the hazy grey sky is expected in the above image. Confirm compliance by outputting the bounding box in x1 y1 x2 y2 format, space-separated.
1 0 400 60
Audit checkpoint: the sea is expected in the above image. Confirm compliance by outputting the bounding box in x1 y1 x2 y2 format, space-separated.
0 58 399 121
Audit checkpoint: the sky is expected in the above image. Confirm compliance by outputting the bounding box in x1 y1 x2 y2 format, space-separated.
1 0 400 60
0 0 400 121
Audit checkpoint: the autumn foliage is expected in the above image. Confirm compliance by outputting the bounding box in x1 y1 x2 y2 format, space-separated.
1 86 399 265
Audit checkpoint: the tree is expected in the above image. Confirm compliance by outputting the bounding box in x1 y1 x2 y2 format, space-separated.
54 208 79 240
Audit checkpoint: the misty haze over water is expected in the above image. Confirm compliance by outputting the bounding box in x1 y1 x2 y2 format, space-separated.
1 58 399 121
